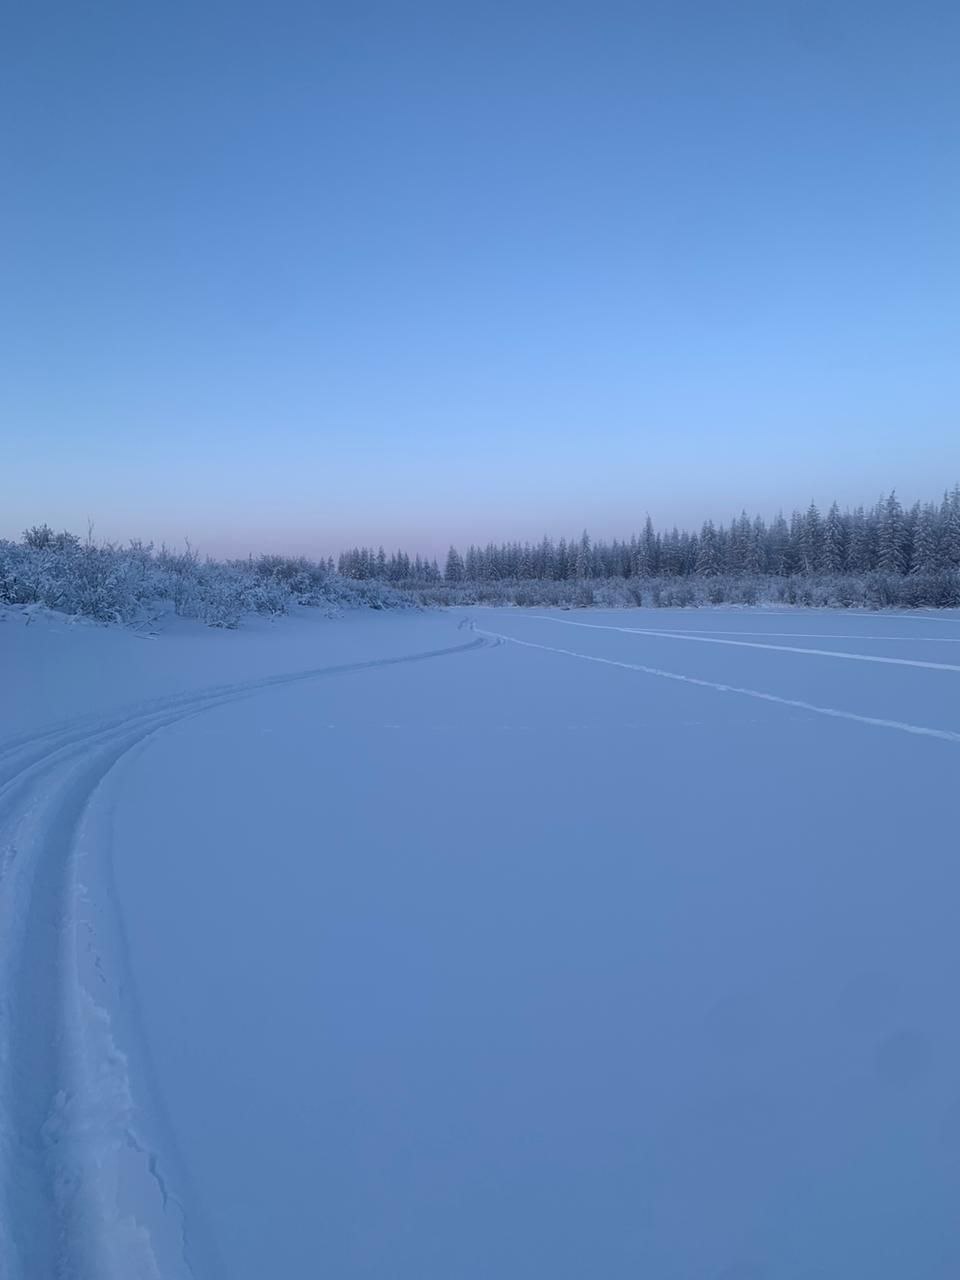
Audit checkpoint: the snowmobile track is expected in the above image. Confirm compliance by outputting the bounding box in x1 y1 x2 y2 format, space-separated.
0 635 489 1280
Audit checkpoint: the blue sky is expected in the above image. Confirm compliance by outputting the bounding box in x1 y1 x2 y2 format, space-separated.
2 1 958 558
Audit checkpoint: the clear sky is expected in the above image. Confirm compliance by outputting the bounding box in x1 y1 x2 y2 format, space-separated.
2 1 958 558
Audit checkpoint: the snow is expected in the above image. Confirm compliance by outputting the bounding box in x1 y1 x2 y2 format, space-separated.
3 604 960 1278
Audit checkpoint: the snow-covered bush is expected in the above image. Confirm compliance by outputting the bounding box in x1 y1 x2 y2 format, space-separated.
0 528 415 627
401 570 960 611
0 537 150 622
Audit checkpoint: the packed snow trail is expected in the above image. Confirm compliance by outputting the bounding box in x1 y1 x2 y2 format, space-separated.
0 634 489 1280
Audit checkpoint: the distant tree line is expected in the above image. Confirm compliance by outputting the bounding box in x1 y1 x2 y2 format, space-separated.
338 547 443 583
336 488 960 586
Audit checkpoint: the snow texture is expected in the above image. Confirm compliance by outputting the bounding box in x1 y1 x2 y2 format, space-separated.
2 604 960 1278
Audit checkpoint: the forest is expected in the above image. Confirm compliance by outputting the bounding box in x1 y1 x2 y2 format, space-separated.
337 488 960 609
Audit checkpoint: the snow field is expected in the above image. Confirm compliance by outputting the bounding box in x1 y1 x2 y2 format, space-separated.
2 605 960 1278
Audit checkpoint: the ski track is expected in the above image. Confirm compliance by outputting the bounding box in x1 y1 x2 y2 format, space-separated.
593 628 960 643
0 635 488 1280
474 627 960 745
672 608 960 625
524 615 960 673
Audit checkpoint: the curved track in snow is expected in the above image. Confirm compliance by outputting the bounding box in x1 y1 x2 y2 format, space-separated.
0 635 489 1280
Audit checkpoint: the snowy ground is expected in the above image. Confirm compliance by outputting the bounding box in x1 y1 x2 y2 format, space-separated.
2 604 960 1279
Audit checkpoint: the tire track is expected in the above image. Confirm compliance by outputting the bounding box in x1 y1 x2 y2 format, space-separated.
0 635 488 1280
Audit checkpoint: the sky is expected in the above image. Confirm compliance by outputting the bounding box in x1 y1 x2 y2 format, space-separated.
2 0 959 559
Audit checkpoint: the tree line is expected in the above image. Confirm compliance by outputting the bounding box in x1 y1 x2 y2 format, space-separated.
338 487 960 585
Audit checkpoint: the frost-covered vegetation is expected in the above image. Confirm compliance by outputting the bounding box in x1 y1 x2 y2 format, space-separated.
339 488 960 609
399 571 960 610
7 487 960 627
0 526 412 627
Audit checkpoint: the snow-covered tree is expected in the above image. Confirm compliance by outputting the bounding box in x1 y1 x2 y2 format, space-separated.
877 491 906 574
574 531 592 579
694 521 720 576
444 546 465 583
